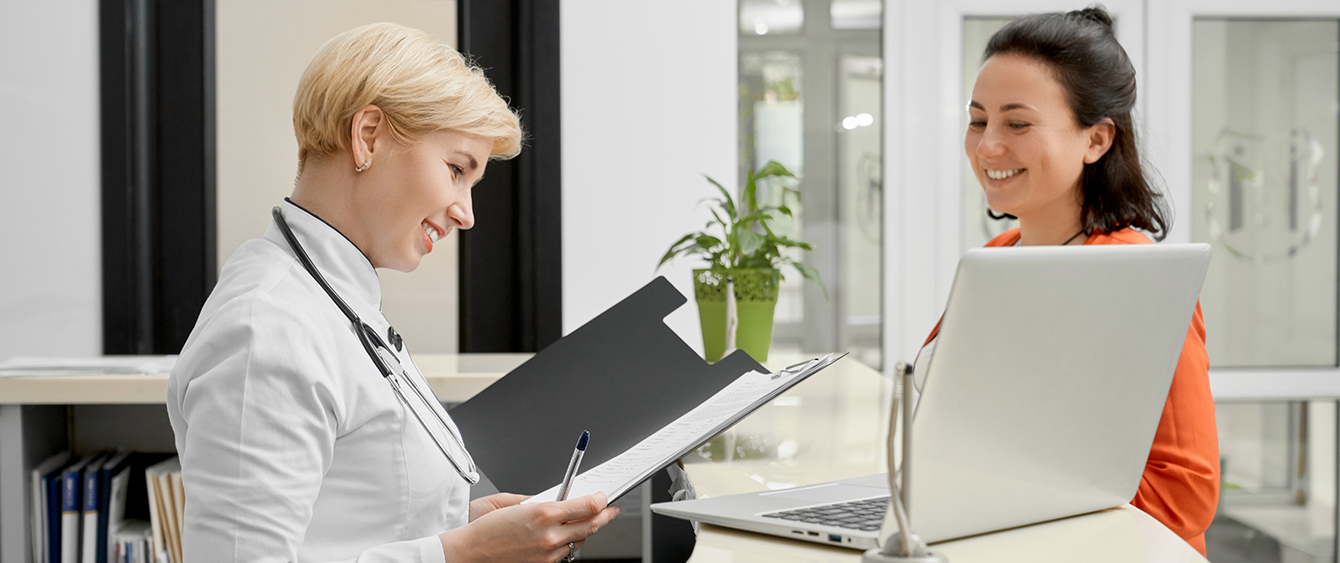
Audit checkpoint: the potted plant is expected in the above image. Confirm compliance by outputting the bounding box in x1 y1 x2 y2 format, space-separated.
658 161 823 362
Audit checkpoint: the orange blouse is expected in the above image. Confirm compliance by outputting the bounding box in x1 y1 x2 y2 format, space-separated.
925 227 1219 555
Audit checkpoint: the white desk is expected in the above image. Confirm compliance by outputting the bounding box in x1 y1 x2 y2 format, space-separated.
0 353 530 404
0 353 1206 563
677 355 1208 563
0 353 531 563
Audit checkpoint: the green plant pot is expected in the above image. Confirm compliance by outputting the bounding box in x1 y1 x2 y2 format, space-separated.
694 269 780 363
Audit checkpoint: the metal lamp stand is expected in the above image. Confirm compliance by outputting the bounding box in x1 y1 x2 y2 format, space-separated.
861 362 948 563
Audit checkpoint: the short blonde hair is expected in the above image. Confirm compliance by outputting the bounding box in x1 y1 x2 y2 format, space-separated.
293 23 522 172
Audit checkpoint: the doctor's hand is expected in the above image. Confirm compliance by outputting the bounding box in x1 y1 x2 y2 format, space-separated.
439 492 621 563
469 492 530 522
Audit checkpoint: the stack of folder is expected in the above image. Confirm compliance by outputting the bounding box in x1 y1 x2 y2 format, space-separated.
30 452 179 563
144 458 183 563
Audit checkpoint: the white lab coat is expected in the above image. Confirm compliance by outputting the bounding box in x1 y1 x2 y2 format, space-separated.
167 200 470 563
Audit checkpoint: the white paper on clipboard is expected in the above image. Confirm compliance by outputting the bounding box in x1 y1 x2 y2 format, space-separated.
523 353 842 504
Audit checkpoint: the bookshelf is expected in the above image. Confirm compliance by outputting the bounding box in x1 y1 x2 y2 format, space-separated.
0 353 528 563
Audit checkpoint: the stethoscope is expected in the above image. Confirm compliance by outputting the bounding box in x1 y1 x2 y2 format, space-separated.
271 206 481 485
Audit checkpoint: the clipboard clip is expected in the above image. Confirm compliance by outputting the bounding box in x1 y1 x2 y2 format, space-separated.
772 353 847 379
774 358 819 379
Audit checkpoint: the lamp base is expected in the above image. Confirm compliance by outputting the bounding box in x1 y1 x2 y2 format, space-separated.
860 549 948 563
861 533 948 563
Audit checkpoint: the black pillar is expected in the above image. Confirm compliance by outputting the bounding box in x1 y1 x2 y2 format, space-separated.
100 0 216 354
457 0 564 353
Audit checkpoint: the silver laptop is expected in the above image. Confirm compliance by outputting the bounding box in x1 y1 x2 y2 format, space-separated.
651 243 1211 550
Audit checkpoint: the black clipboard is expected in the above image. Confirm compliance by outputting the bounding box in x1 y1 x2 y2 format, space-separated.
449 276 768 495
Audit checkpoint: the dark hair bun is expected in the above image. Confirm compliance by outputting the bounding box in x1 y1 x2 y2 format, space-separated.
1073 5 1113 29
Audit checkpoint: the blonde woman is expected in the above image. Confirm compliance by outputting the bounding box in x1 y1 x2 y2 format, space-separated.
167 23 618 563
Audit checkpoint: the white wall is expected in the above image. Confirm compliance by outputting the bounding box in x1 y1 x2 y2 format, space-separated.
561 1 737 351
0 0 102 361
216 0 460 352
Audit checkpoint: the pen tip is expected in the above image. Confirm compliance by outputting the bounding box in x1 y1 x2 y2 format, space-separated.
577 430 589 450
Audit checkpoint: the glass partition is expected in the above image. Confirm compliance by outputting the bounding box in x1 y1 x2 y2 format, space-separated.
837 54 883 366
1210 401 1337 562
1190 18 1340 563
740 51 806 328
739 0 882 369
1191 20 1339 368
830 0 880 31
740 0 804 36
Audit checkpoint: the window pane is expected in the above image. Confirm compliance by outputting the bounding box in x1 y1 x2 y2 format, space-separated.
740 0 803 36
739 0 882 369
1192 20 1340 367
837 55 883 368
1210 401 1336 562
830 0 880 31
740 51 805 326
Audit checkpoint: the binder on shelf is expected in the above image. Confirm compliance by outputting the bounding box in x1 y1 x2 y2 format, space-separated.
451 276 835 498
59 456 96 563
100 452 167 563
96 451 134 563
31 451 73 563
45 455 81 563
80 452 111 563
145 457 182 563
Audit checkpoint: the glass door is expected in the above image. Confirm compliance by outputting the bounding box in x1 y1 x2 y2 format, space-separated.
1149 2 1340 561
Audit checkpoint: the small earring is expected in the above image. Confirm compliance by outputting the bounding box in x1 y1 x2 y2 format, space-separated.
356 160 371 172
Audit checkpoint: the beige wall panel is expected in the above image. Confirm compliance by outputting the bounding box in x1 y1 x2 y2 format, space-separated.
217 0 459 352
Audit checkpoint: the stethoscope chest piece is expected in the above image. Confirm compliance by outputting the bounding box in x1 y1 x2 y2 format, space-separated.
388 326 403 352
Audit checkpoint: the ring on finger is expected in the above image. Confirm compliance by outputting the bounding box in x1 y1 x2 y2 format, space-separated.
561 542 577 562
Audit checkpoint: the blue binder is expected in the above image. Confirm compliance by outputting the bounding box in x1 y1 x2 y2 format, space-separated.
46 459 71 563
95 452 133 563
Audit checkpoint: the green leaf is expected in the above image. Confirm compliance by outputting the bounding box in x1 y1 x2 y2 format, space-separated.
695 234 722 249
755 160 796 180
741 255 772 269
708 208 730 232
657 233 696 269
774 236 813 251
759 219 777 238
793 262 828 300
777 205 792 217
704 176 736 221
744 168 760 216
738 229 765 256
682 247 712 260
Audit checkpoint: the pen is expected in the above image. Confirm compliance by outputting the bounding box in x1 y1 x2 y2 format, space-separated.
556 430 590 502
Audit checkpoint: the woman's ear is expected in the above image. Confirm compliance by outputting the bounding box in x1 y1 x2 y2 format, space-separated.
1082 118 1116 164
349 104 385 170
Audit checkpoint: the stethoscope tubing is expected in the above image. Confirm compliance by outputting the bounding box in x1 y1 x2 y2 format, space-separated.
270 206 480 485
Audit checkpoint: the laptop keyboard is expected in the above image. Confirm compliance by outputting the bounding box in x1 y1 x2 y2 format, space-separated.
760 496 889 532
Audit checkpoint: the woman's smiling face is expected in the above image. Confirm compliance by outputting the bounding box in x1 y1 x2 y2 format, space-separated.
964 53 1096 223
359 128 491 272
